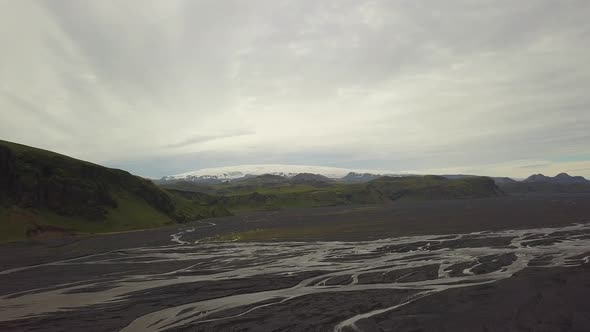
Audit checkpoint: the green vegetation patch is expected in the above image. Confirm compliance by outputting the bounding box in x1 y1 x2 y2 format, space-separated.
0 140 233 242
166 190 232 222
161 175 502 215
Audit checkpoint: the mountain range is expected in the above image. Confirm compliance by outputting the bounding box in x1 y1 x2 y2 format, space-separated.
498 172 590 193
0 140 505 242
2 139 589 242
159 164 403 184
160 165 589 186
523 173 590 184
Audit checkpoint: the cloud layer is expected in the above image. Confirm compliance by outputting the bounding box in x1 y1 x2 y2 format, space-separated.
1 1 589 177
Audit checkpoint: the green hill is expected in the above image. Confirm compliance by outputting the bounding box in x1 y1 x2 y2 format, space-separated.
0 140 504 242
0 140 230 242
366 175 504 201
162 174 504 213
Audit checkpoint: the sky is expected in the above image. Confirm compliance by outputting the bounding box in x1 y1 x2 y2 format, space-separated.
1 0 589 179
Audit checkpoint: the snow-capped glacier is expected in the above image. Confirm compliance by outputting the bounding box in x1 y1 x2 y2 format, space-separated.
162 164 402 181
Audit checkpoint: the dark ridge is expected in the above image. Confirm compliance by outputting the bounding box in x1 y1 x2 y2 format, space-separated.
0 140 231 241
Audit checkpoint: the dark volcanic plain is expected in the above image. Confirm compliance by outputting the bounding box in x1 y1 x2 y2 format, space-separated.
1 193 590 332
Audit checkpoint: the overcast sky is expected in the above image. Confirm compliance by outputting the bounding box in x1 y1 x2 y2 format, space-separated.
1 0 589 178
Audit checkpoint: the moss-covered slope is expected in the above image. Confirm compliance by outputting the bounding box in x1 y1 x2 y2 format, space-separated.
0 140 230 242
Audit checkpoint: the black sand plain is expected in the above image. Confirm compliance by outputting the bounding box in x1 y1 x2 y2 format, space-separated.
1 193 590 331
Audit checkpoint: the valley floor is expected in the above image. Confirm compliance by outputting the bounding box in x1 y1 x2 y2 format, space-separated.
1 193 590 331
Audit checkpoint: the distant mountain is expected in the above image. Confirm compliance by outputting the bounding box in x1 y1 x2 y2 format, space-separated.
232 173 287 185
341 172 382 183
367 175 503 200
523 174 551 183
291 172 331 181
496 173 590 194
0 140 230 242
291 173 335 186
161 164 401 183
160 174 503 213
159 173 336 195
440 174 476 180
491 177 519 185
441 173 590 193
441 174 518 185
523 173 590 184
158 175 229 185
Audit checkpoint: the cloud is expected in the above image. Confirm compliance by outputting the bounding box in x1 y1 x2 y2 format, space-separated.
166 130 255 149
0 0 589 177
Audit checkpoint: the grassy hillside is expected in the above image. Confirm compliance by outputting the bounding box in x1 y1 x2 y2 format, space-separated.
366 175 503 200
160 175 329 196
166 189 232 222
164 174 503 213
0 139 503 242
0 140 230 242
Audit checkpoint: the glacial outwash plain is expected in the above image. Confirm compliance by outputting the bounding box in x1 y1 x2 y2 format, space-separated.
3 2 590 331
1 140 590 331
